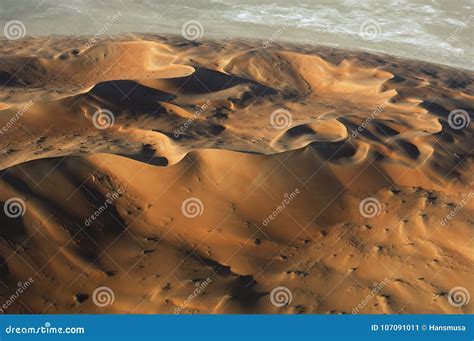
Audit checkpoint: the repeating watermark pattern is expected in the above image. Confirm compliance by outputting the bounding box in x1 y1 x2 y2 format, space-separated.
3 197 26 218
262 17 297 48
270 109 292 130
3 20 26 40
174 100 211 138
84 11 122 48
174 278 212 314
84 189 124 227
0 277 34 313
359 197 381 218
448 109 470 130
349 104 385 139
352 278 390 314
447 15 474 43
0 101 34 136
359 19 382 41
262 188 300 227
270 286 292 307
440 192 474 226
92 109 115 130
181 197 204 218
92 286 115 307
448 287 470 307
181 20 204 41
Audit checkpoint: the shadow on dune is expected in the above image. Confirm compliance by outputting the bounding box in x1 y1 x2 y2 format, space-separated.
89 80 176 111
0 204 27 240
161 67 277 97
310 141 357 160
119 153 169 167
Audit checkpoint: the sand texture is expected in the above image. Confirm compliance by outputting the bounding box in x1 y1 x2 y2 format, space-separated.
0 35 472 314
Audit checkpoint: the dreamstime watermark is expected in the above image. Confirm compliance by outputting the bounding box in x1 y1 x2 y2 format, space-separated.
181 20 204 41
448 109 470 130
92 286 115 307
349 104 385 139
359 19 382 41
262 188 300 227
181 197 204 218
359 197 381 218
84 189 124 227
3 20 26 40
0 277 34 313
3 197 26 219
0 101 33 136
270 286 292 307
174 100 211 138
352 278 390 314
5 322 85 335
84 11 122 48
270 109 292 130
92 109 115 130
440 192 474 226
262 17 297 48
448 287 470 307
447 15 474 43
174 278 212 314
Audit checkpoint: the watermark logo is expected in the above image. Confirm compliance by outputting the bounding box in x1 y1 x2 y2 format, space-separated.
5 321 85 334
448 287 470 307
3 197 26 218
84 189 124 227
181 197 204 218
441 192 473 226
349 104 385 139
3 20 26 40
0 277 34 313
359 19 382 41
262 188 300 227
262 17 297 48
174 278 212 314
92 109 115 130
352 278 390 314
85 11 122 48
181 20 204 41
448 109 470 130
359 197 381 218
447 15 474 43
174 100 211 137
92 286 115 307
0 101 34 136
270 109 292 130
270 286 292 307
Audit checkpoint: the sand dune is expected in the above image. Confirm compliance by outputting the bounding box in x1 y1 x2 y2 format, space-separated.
0 40 194 103
0 35 472 314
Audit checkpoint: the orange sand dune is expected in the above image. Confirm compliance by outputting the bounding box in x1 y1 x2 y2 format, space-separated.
0 35 472 314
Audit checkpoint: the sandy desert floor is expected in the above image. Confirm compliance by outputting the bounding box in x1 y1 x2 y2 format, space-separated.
0 34 472 314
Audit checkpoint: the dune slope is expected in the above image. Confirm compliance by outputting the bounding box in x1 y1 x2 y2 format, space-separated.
0 35 472 314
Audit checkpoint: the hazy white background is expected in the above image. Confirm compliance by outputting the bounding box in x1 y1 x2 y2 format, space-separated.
1 0 473 69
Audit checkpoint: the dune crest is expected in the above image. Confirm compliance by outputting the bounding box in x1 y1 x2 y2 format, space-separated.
0 40 194 103
0 35 472 314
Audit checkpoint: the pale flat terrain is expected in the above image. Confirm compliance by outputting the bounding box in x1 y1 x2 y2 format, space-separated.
0 35 472 314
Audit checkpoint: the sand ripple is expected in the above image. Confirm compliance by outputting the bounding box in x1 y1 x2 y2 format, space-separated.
0 35 472 314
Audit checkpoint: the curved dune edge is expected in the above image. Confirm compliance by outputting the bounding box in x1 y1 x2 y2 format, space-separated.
0 40 195 103
0 150 472 314
0 36 472 175
0 35 472 314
